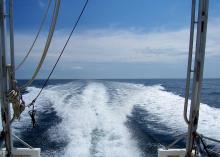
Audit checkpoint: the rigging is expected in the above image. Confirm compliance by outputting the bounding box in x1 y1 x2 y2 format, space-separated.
28 0 89 108
15 0 52 71
20 0 61 90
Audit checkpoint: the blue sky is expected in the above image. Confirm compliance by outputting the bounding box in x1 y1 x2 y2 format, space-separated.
13 0 220 79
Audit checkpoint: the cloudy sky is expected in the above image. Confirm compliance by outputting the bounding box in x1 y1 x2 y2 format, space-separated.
13 0 220 79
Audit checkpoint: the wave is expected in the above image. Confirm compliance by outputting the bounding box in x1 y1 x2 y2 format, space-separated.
13 80 220 156
44 82 142 157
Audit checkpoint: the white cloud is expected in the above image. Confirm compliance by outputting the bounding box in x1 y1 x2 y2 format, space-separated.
71 66 83 70
14 18 220 67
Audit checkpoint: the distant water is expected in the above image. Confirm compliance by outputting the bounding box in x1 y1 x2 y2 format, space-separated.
9 79 220 156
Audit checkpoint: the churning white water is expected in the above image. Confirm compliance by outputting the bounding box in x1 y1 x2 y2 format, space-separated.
11 81 220 156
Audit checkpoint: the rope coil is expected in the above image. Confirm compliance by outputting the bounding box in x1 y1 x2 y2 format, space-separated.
7 89 25 121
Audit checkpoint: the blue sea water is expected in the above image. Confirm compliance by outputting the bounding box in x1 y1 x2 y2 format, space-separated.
11 79 220 156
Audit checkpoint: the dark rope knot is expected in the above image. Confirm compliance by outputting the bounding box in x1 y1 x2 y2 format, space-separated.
28 109 36 128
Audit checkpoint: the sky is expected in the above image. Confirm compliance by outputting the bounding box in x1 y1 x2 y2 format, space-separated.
11 0 220 79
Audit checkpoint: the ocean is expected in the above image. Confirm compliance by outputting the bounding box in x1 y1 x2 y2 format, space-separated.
10 79 220 156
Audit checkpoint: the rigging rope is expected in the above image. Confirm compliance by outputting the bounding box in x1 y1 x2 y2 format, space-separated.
207 148 220 156
198 135 212 157
28 0 89 105
198 133 220 156
15 0 52 71
199 134 220 144
20 0 61 90
165 133 187 149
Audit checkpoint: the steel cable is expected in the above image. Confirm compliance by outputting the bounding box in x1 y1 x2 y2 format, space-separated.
30 0 89 104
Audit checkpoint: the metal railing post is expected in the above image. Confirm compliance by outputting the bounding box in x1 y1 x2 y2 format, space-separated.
186 0 209 156
0 0 13 156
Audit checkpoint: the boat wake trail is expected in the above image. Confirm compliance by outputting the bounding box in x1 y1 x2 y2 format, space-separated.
44 82 141 157
17 80 220 156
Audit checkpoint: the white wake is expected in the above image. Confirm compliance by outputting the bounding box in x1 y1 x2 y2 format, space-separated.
14 81 220 156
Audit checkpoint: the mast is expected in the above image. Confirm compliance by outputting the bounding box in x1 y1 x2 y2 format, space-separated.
0 0 13 156
186 0 209 156
9 0 15 82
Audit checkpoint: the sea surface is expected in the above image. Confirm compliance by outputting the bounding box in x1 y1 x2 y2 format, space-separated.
8 79 220 156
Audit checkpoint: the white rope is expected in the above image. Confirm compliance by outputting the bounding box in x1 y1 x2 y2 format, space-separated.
20 0 60 90
165 133 187 149
15 0 52 71
12 134 33 149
